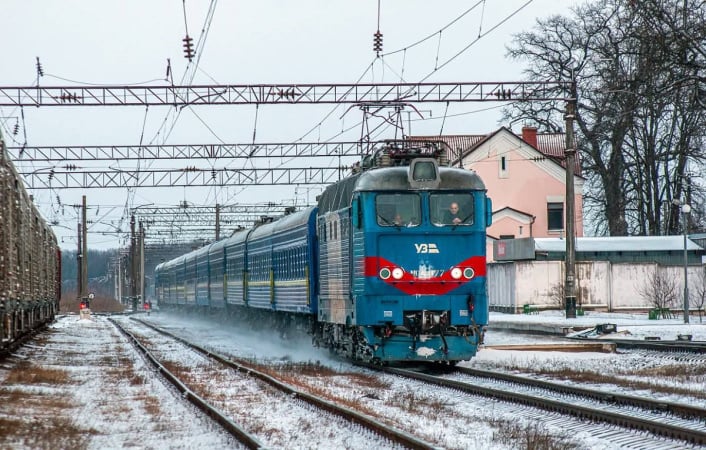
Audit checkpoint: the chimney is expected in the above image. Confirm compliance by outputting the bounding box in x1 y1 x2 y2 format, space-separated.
521 126 538 148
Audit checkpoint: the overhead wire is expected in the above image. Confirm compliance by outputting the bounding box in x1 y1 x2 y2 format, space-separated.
221 59 380 206
44 74 165 86
122 0 219 228
418 0 535 82
295 2 536 169
32 1 537 242
367 0 536 140
380 1 486 57
322 1 535 141
0 81 65 231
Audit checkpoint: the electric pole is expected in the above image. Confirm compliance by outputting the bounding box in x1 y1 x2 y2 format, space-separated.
81 195 88 302
564 79 578 318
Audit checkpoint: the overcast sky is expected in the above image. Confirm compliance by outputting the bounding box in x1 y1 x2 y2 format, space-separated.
1 0 579 250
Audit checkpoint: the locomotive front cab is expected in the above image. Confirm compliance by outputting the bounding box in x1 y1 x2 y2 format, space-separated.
346 142 492 363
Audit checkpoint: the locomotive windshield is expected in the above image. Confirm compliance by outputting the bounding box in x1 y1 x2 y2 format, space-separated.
376 193 421 227
431 193 474 226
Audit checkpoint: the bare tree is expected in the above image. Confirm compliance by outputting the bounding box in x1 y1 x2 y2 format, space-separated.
547 282 565 309
637 268 678 316
692 267 706 323
547 281 583 310
504 0 706 236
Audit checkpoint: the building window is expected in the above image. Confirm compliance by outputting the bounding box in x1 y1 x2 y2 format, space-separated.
547 202 564 231
499 156 508 179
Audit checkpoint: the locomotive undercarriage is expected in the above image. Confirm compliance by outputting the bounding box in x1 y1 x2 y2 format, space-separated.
312 309 483 364
164 304 482 363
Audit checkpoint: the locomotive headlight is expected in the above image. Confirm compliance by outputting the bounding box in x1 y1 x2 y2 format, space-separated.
392 267 404 279
379 267 391 280
451 267 462 279
463 268 475 279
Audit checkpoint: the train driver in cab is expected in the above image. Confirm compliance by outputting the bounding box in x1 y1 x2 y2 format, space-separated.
393 212 419 227
443 202 464 225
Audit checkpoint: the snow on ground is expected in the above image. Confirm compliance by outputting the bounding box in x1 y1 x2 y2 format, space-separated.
0 315 240 450
464 311 706 410
141 312 695 449
487 310 706 341
1 310 704 449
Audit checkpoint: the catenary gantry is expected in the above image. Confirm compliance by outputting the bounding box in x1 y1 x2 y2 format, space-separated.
0 81 573 106
20 166 347 189
6 142 363 161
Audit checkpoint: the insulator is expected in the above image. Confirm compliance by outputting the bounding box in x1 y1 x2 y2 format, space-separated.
12 123 19 135
211 169 217 180
277 88 297 99
373 30 383 54
182 35 195 61
59 93 80 103
36 57 44 77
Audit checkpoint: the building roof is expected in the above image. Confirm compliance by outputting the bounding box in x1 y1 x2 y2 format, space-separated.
408 127 581 175
534 236 703 252
493 205 535 218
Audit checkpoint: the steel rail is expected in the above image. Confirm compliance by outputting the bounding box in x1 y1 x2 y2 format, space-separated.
108 318 265 449
378 366 706 446
457 366 706 421
130 317 439 450
574 337 706 353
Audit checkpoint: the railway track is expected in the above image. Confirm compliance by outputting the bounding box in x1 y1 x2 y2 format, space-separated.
113 317 436 449
367 364 706 448
455 366 706 422
573 337 706 353
133 313 706 448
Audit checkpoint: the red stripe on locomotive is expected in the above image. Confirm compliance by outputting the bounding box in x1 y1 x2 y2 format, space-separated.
363 255 486 295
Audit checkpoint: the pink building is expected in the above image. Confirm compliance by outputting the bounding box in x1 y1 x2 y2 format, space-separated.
411 127 584 260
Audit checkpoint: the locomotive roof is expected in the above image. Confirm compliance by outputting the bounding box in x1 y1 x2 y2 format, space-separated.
318 165 485 214
356 165 485 191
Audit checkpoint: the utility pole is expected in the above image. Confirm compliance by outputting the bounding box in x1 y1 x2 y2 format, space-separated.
81 195 88 302
130 214 137 311
215 203 220 241
564 78 578 318
76 221 82 299
139 221 145 308
115 256 121 302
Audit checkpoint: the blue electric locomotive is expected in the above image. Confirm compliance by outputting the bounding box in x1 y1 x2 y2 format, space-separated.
155 140 491 364
314 141 491 363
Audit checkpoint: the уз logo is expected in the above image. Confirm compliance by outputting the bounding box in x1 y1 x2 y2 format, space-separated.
414 243 439 254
